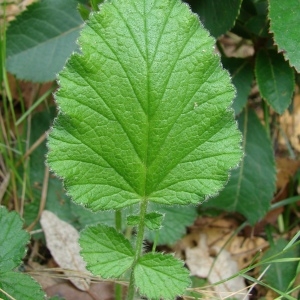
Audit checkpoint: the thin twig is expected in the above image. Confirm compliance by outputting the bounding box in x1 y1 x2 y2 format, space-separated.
26 165 49 231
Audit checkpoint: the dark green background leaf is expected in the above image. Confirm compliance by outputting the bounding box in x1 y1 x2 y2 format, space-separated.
6 0 83 82
47 0 242 211
186 0 243 37
0 206 29 272
203 109 276 224
231 0 269 39
269 0 300 72
244 15 269 37
261 239 299 292
255 50 294 114
222 57 253 115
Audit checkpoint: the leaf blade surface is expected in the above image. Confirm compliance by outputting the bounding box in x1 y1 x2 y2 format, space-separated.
269 0 300 72
6 0 83 82
135 253 190 300
255 50 294 114
186 0 243 37
0 272 45 300
47 0 242 211
0 206 29 272
203 109 276 224
79 224 134 278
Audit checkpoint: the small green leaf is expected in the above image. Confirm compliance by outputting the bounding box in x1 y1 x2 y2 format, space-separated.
79 224 134 278
186 0 243 37
222 57 253 115
261 239 299 292
144 212 164 230
47 0 242 212
146 204 197 245
244 15 269 37
0 207 44 300
255 50 294 114
6 0 83 82
0 206 29 272
0 272 45 300
203 109 276 224
135 253 190 300
127 215 140 226
127 212 164 230
269 0 300 72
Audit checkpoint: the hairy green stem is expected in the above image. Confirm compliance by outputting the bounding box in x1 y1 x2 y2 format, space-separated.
115 210 123 300
115 209 122 232
127 199 148 300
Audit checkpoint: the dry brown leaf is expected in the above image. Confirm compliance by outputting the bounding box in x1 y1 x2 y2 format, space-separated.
26 261 61 290
186 234 249 300
45 281 114 300
279 94 300 152
276 157 300 191
176 217 269 299
40 210 90 291
229 236 267 269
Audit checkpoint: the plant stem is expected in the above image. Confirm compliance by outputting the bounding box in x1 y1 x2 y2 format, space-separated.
115 209 122 232
115 209 123 300
151 230 159 253
126 199 148 300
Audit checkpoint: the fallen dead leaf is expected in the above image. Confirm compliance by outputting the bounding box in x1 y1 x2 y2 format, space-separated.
279 94 300 152
229 236 267 268
45 281 114 300
276 157 300 192
176 217 269 299
186 234 249 300
40 210 91 291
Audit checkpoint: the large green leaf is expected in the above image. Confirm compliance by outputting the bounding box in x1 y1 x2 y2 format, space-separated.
6 0 83 82
47 0 242 212
0 207 44 300
0 206 29 272
255 50 294 114
135 253 190 300
185 0 243 37
203 109 276 224
269 0 300 72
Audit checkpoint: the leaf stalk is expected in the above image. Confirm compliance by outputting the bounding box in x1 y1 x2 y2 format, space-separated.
127 199 148 300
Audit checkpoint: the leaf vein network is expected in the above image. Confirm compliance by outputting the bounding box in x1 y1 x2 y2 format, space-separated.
90 19 146 116
57 123 137 192
152 114 233 191
74 66 143 164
